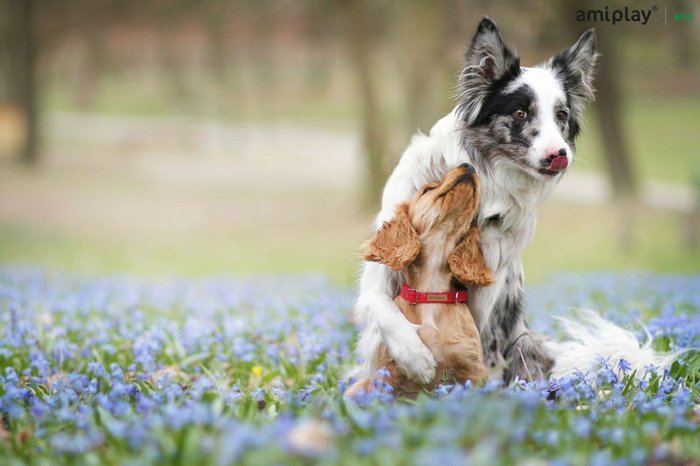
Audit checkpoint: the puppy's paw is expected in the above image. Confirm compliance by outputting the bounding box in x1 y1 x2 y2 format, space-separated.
386 328 436 384
400 346 437 384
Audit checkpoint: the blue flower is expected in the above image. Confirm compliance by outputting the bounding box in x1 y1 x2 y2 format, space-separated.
0 267 698 465
617 358 632 373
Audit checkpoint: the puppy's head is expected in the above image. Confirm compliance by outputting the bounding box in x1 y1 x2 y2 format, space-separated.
457 17 597 179
407 162 480 236
363 164 493 286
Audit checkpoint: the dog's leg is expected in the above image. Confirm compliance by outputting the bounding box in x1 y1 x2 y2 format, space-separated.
488 262 553 382
354 262 436 384
345 344 405 398
354 140 446 384
502 326 554 382
480 326 506 375
485 313 554 383
344 378 371 398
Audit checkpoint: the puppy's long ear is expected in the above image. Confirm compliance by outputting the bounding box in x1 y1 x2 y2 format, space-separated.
449 224 494 286
363 204 420 271
458 17 520 126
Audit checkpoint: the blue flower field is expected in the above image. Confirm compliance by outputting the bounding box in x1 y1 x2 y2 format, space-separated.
1 267 699 465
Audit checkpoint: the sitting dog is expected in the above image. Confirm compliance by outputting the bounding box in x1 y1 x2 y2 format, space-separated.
346 164 494 397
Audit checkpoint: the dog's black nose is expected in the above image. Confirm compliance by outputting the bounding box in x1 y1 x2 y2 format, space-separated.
460 162 475 174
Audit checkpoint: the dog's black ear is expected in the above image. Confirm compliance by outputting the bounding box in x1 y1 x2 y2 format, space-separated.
465 17 520 81
549 29 598 138
555 29 597 95
458 17 520 126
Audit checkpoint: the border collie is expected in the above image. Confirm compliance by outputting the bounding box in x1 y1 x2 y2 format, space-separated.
353 17 668 384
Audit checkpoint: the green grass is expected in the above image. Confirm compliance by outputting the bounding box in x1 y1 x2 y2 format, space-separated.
523 200 700 282
1 197 698 285
575 96 700 184
0 222 366 283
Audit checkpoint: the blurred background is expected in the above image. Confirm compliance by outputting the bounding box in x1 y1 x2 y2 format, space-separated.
0 0 698 284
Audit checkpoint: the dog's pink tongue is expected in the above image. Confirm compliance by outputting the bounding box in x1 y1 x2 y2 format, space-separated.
546 156 569 171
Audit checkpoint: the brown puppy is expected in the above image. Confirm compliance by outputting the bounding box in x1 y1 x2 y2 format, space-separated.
347 164 493 397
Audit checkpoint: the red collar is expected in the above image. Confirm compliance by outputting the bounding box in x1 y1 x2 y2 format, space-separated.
400 283 468 304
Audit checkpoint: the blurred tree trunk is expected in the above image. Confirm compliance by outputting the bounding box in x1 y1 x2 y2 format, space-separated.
594 29 637 198
207 0 229 88
249 2 278 119
394 0 468 138
73 27 106 110
206 0 231 118
341 0 387 209
687 176 700 249
671 3 694 70
1 0 38 164
157 29 191 112
393 0 442 137
562 0 638 248
302 0 333 96
591 27 638 249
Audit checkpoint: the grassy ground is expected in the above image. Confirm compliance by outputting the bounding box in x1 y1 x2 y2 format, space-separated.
1 199 698 285
0 221 367 283
575 96 700 185
524 201 700 281
1 94 699 283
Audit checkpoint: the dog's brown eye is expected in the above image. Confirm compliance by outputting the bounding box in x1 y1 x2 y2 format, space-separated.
513 109 527 119
422 186 435 195
557 110 568 122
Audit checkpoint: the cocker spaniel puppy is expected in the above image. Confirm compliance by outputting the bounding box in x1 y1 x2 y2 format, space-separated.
347 164 493 397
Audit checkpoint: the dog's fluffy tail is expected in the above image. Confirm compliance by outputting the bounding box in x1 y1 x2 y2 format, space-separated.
545 310 679 380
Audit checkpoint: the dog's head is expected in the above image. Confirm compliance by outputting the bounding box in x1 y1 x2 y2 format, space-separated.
363 164 493 286
457 17 597 179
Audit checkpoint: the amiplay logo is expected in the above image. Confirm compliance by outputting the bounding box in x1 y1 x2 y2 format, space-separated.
575 6 658 25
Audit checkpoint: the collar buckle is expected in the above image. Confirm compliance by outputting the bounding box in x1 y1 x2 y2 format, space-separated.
404 286 418 304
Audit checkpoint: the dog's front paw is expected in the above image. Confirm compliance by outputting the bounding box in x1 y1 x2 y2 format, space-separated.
503 331 554 383
400 346 437 384
387 330 436 384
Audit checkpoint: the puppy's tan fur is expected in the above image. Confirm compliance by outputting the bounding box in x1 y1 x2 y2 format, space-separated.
347 166 493 397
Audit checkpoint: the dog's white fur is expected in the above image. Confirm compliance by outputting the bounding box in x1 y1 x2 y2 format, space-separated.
354 107 675 382
353 19 674 384
547 311 678 379
508 68 574 172
354 89 675 385
355 107 557 382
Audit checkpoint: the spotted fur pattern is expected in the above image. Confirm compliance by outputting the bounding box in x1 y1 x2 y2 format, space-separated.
353 17 597 384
